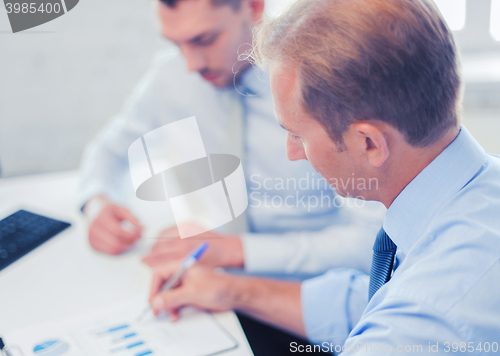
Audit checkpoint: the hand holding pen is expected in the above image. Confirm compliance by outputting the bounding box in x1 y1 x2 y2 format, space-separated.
137 242 209 322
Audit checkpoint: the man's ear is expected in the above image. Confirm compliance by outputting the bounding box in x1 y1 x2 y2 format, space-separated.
246 0 265 24
351 122 389 167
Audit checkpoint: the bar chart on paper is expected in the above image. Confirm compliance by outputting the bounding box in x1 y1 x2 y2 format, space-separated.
88 323 153 356
6 298 238 356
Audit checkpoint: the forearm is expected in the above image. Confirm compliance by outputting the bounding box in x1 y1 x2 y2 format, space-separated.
242 224 379 275
230 276 306 337
241 200 385 275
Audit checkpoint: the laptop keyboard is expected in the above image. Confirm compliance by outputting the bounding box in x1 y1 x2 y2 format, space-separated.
0 209 71 271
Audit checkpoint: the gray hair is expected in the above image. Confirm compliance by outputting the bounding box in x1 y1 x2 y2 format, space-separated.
251 0 462 148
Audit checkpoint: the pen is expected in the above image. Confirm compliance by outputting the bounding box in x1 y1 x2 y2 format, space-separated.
136 241 209 322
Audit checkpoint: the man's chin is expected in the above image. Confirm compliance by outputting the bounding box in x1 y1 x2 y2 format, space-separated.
201 73 231 88
212 79 232 88
332 187 352 198
333 188 345 197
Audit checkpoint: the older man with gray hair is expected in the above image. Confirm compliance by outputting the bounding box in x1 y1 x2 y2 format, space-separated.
149 0 500 352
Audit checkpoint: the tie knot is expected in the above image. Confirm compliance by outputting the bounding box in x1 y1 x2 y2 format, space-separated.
373 228 397 253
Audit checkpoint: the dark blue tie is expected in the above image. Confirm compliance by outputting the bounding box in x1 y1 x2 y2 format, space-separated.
368 228 397 300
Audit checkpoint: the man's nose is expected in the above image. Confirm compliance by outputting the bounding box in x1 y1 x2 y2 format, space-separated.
286 133 307 161
181 46 207 73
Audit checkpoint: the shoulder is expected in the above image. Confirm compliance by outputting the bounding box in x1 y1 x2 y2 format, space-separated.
362 152 500 341
435 152 500 240
384 163 500 314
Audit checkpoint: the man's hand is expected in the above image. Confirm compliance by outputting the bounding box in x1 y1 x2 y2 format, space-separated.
142 223 244 268
84 195 142 255
148 261 306 336
149 262 238 321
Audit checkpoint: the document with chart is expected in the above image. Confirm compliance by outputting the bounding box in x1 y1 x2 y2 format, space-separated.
5 298 238 356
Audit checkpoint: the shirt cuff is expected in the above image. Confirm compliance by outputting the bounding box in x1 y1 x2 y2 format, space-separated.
79 184 105 212
301 269 369 346
79 178 126 212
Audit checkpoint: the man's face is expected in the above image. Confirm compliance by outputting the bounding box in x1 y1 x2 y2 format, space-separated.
270 63 365 198
158 0 260 88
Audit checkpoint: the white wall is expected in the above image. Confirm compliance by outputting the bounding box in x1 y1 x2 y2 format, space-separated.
0 0 498 178
0 0 164 177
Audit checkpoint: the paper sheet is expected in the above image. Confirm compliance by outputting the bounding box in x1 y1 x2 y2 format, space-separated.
5 298 238 356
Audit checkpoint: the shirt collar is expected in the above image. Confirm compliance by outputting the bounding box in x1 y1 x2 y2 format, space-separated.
384 126 487 254
236 65 270 97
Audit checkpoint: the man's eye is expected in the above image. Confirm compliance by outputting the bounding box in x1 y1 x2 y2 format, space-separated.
290 133 302 141
195 35 217 46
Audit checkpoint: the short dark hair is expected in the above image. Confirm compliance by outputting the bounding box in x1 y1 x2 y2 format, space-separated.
159 0 242 11
253 0 462 148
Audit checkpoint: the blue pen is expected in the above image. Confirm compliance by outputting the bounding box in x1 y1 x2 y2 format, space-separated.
136 241 209 322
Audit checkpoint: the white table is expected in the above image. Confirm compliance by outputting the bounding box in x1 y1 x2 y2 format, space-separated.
0 171 253 356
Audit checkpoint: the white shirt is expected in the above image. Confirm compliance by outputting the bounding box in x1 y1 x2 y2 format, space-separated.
80 50 383 276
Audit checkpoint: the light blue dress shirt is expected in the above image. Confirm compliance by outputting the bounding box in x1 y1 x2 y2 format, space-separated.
79 49 383 276
302 126 500 353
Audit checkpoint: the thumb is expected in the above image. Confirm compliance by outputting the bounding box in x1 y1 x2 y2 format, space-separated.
149 263 179 300
114 206 142 230
152 288 190 318
158 225 180 239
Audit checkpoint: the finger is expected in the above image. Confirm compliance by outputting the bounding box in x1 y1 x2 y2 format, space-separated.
99 235 130 255
142 253 181 268
149 271 167 301
149 264 178 300
142 254 165 267
157 225 180 239
151 288 190 315
144 239 197 266
151 238 207 254
143 240 175 260
89 230 130 255
151 239 186 257
93 221 140 248
170 309 180 322
113 207 143 231
100 220 141 242
150 239 176 253
115 206 142 229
